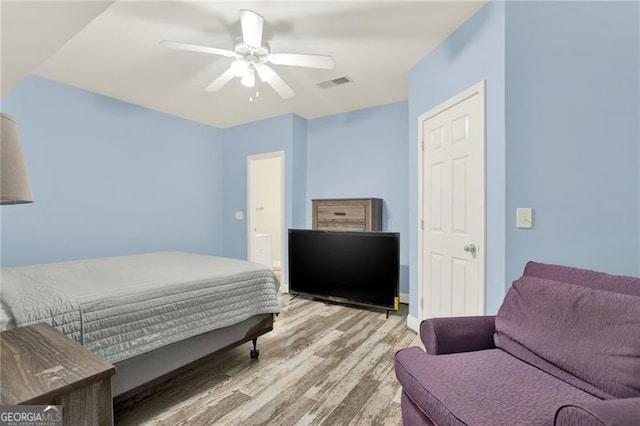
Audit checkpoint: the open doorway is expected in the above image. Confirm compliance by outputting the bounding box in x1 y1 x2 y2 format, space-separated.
247 151 284 280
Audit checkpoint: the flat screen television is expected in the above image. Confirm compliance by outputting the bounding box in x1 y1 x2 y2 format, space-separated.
288 229 399 310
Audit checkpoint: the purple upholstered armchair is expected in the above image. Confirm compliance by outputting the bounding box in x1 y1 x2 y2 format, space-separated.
395 261 640 426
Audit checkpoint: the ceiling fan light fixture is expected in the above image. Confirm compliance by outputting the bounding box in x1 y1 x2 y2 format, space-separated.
241 67 256 88
230 60 249 77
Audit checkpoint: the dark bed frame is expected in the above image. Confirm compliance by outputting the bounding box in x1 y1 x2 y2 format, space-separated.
112 313 274 403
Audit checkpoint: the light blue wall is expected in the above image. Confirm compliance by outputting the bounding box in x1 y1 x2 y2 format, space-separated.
306 102 410 294
505 1 640 283
408 2 506 316
292 115 308 228
223 106 409 294
0 76 224 266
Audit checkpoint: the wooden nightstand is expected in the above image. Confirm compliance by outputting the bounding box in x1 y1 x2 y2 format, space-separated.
0 323 115 425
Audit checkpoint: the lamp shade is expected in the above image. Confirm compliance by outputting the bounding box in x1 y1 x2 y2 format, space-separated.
1 113 34 204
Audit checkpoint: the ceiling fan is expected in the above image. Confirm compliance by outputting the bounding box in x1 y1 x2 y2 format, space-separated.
160 9 336 99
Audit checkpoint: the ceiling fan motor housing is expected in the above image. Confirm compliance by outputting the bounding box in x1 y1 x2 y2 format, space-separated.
233 39 270 64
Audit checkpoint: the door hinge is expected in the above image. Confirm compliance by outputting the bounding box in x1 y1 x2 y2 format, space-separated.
421 298 424 309
421 220 424 230
421 139 424 151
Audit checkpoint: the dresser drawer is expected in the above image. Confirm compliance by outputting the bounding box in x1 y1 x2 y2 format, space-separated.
317 205 366 222
317 221 367 231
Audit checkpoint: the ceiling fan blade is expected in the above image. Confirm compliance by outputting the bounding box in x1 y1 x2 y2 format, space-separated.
240 9 264 47
160 40 236 58
268 53 335 70
255 64 295 99
205 66 237 92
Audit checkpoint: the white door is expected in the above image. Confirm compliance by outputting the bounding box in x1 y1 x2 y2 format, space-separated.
419 82 485 319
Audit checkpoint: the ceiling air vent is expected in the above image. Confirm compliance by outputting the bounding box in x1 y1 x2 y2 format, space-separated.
317 76 353 89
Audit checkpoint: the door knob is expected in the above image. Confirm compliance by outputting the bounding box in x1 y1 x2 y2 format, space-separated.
463 244 477 254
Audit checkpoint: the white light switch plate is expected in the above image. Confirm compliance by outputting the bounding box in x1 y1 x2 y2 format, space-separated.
234 211 244 220
516 208 532 228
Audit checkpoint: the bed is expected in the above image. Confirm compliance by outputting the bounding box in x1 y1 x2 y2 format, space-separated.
0 251 280 399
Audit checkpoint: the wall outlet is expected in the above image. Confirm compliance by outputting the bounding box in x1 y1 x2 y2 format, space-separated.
516 208 532 228
234 211 244 220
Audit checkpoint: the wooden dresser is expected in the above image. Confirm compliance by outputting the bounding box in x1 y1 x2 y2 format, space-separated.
0 323 115 426
312 198 382 231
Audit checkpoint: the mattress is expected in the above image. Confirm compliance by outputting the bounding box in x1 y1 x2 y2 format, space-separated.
0 252 280 363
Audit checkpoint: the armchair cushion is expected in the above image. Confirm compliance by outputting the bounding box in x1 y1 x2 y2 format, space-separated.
420 316 496 355
395 347 598 426
495 276 640 399
524 261 640 296
555 398 640 426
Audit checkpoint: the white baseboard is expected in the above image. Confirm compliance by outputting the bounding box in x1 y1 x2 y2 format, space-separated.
279 282 289 294
273 260 282 268
399 292 409 304
406 315 419 332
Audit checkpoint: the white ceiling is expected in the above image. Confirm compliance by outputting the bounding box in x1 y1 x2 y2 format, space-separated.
1 1 114 96
3 1 486 128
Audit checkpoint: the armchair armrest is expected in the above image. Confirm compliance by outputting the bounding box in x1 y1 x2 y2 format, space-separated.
420 316 496 355
555 398 640 426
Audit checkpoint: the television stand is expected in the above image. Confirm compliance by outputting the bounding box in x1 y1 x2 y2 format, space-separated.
290 292 396 320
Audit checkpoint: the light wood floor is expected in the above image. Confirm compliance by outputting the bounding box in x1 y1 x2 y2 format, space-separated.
114 294 419 425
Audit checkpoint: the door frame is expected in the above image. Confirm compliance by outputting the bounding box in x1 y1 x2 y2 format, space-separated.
247 150 285 269
417 81 486 321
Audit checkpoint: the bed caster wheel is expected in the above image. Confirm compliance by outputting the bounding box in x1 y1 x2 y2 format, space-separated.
250 349 260 359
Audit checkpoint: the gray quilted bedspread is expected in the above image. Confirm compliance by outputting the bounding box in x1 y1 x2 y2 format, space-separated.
0 252 280 363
